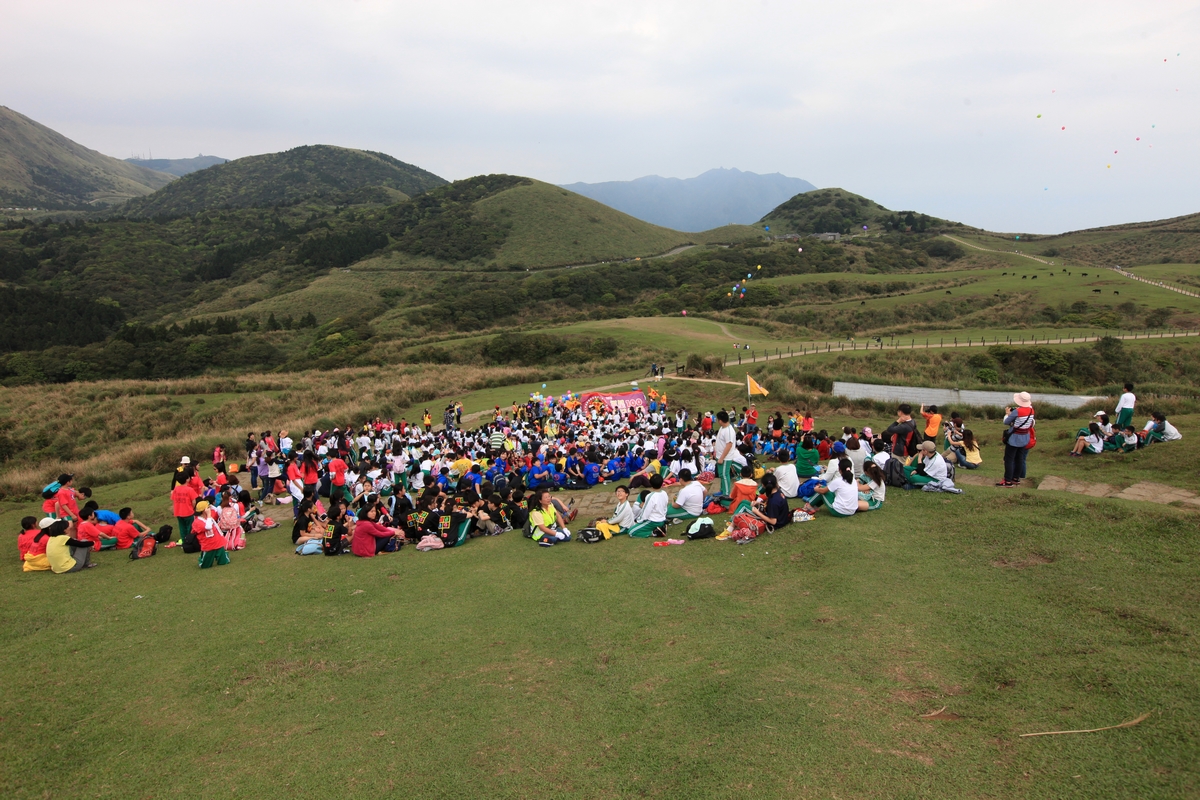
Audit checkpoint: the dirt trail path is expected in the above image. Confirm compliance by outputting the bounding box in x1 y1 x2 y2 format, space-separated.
941 234 1053 265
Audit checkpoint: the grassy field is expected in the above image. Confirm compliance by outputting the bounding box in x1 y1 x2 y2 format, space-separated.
477 181 692 268
2 471 1196 799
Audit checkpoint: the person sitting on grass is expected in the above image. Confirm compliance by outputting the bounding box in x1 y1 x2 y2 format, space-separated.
591 485 635 538
804 459 865 517
728 465 760 510
744 473 791 530
1070 422 1106 457
1143 411 1182 443
529 489 571 546
626 475 669 538
113 508 151 550
945 428 982 469
770 450 800 498
17 516 39 564
628 450 657 490
668 469 704 521
1118 425 1140 452
794 435 822 477
859 459 887 510
43 521 97 573
903 441 948 486
349 511 402 557
75 508 116 551
869 438 892 470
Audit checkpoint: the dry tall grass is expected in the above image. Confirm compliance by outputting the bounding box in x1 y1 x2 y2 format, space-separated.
0 364 553 498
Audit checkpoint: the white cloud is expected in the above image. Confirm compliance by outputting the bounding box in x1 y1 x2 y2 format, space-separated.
2 0 1197 231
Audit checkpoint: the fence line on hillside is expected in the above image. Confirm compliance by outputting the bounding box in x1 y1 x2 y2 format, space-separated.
1110 266 1200 298
716 329 1200 368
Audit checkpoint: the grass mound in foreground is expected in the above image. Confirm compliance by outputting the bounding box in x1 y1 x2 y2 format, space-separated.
1 478 1195 799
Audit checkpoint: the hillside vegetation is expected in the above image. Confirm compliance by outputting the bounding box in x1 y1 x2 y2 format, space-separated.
0 106 175 209
125 155 228 177
761 187 958 235
120 145 447 218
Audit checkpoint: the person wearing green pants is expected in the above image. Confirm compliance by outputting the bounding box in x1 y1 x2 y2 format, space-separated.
627 475 669 537
714 411 737 497
667 469 704 522
1115 383 1136 430
903 441 947 486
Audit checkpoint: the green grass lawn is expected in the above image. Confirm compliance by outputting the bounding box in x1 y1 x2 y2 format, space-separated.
2 476 1196 798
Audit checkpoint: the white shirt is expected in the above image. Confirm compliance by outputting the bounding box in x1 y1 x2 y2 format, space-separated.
921 453 949 481
715 424 737 463
608 500 636 528
1116 392 1136 412
871 450 891 470
773 463 800 498
638 490 669 523
825 474 860 515
674 482 705 516
864 478 886 504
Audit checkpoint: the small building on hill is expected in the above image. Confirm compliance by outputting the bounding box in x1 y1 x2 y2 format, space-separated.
813 232 841 242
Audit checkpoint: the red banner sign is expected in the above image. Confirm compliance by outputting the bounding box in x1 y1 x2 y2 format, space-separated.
578 390 648 414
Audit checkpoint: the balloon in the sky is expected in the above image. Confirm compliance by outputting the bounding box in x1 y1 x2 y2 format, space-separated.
1152 124 1156 128
747 273 752 279
681 310 687 316
756 265 761 270
1061 126 1066 130
1107 164 1111 169
542 383 547 388
1036 114 1042 118
1136 137 1141 141
1114 150 1118 154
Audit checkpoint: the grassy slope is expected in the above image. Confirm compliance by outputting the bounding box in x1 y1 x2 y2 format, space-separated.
0 106 175 208
476 181 693 268
0 473 1195 799
758 187 956 234
120 145 447 218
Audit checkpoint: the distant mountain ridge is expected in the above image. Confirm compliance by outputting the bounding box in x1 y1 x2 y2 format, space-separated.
125 155 228 177
560 168 816 232
120 145 448 218
0 106 174 209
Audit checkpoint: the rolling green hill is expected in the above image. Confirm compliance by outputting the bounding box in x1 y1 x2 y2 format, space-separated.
760 187 957 235
0 106 175 210
125 155 228 177
120 145 448 218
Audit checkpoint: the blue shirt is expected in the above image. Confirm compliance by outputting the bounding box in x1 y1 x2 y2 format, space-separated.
584 463 601 485
95 510 120 525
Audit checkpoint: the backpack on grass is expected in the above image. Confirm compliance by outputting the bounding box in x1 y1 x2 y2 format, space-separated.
154 524 174 544
686 518 716 540
883 458 908 488
129 534 157 560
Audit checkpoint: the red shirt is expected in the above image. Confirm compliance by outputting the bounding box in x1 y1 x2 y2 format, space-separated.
55 487 79 519
351 519 394 557
329 458 348 487
747 409 759 426
171 484 198 517
77 520 108 549
18 528 38 561
41 497 56 515
817 440 832 460
113 520 140 549
194 516 226 551
25 532 48 558
287 463 302 483
301 462 319 484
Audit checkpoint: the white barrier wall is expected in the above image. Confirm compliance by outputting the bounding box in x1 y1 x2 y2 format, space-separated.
832 381 1106 410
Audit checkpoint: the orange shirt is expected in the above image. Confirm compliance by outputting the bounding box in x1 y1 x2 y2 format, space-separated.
730 481 759 507
922 412 942 437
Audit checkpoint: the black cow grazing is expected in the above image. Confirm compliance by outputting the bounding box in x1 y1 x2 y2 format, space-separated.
1092 288 1102 293
860 301 866 305
945 290 952 294
1114 290 1120 294
1032 275 1038 279
1082 272 1088 276
1022 275 1028 279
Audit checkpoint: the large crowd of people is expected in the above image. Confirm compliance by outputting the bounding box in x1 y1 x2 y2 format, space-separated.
16 382 1182 571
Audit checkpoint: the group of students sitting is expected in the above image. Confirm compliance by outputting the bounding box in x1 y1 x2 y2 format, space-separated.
18 472 158 573
1070 411 1182 456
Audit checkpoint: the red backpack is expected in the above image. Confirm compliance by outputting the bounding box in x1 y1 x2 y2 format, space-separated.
129 534 157 560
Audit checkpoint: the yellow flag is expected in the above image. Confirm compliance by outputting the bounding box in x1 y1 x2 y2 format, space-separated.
747 375 770 396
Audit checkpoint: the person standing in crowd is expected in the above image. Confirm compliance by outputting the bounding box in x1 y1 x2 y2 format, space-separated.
714 410 737 496
999 392 1036 487
1114 383 1136 430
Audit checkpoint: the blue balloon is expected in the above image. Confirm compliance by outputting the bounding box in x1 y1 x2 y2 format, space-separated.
541 383 546 388
747 273 752 278
764 225 770 231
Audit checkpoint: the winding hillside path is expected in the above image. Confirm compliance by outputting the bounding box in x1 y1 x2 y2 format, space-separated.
941 234 1053 265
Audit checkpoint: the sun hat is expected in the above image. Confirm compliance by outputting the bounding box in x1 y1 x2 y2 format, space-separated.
180 456 191 464
1093 410 1106 417
38 517 57 529
1013 392 1033 408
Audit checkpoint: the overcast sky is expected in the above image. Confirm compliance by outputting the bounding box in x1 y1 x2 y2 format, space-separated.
4 1 1197 232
